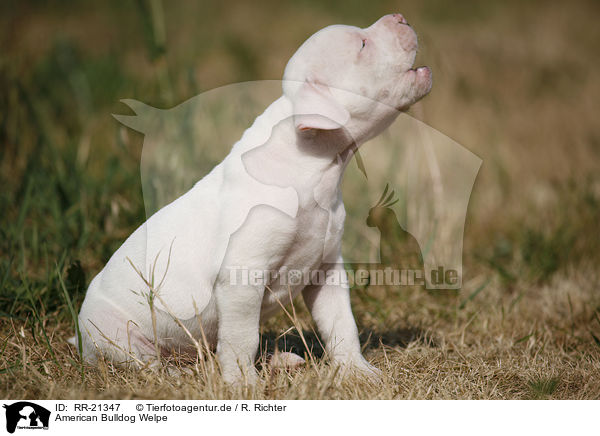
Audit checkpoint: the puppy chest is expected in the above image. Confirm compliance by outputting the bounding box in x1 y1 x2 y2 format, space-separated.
281 205 331 268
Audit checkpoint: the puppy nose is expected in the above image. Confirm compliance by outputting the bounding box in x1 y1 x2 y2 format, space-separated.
392 13 407 24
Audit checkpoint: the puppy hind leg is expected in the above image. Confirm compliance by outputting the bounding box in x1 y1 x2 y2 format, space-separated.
78 314 159 369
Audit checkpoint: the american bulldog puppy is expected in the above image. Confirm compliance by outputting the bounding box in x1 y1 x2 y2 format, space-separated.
73 13 432 383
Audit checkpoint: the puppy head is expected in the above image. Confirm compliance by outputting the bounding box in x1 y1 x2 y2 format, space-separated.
283 14 432 140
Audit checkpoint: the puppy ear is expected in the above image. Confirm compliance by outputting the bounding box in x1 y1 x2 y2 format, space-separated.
293 80 350 131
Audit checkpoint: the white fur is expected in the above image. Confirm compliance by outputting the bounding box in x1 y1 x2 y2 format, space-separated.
75 14 432 383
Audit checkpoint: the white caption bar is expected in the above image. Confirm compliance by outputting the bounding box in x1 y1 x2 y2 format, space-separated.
1 400 597 435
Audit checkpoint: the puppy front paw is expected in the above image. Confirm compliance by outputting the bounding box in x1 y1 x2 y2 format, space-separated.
334 356 382 382
352 360 383 382
221 366 259 385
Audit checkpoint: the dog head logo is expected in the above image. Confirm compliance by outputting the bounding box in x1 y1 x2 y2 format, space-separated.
3 402 50 434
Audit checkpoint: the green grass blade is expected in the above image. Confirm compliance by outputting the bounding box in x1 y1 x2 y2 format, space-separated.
459 278 491 310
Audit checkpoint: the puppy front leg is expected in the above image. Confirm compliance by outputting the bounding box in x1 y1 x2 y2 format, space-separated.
302 259 380 378
215 283 264 384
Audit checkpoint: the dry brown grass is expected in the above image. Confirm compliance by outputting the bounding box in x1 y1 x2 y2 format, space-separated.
1 0 600 399
3 265 600 399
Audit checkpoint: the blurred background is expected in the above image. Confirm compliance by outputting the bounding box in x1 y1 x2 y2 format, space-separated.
1 0 599 398
3 0 598 288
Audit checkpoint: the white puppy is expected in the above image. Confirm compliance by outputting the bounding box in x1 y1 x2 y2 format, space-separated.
74 13 432 383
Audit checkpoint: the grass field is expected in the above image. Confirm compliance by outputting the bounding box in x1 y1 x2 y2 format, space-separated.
1 0 600 399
